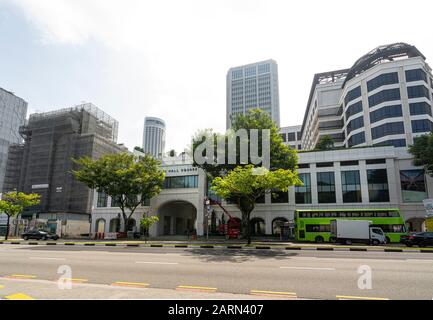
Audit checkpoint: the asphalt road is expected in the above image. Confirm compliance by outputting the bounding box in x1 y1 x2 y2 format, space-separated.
1 245 432 300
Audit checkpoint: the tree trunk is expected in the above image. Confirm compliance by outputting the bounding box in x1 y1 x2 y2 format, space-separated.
238 197 254 245
5 215 10 241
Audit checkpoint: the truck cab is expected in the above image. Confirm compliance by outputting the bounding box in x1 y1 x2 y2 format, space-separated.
369 227 386 245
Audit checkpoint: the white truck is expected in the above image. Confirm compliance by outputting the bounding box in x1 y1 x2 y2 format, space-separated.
330 220 386 245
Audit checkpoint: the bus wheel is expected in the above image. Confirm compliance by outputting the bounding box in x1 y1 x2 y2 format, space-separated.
371 239 380 246
315 236 324 243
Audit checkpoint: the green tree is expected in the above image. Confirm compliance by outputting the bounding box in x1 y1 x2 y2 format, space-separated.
168 149 177 157
409 132 433 177
315 135 334 150
72 153 165 234
211 165 301 244
140 211 159 243
0 192 40 240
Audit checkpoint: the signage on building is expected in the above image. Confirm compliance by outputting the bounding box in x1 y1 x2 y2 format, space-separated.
423 199 433 217
32 184 49 189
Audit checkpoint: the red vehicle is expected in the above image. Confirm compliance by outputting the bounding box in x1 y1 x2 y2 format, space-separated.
208 198 241 239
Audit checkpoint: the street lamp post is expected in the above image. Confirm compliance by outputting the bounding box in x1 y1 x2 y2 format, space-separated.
205 199 211 240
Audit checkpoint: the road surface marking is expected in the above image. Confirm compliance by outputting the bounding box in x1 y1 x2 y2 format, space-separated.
280 266 336 271
336 295 389 300
135 261 179 265
250 290 297 298
111 282 149 288
29 257 66 261
4 293 34 300
6 274 37 279
61 278 88 283
176 285 217 292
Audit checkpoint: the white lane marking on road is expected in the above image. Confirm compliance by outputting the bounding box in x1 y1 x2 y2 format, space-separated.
135 261 179 265
29 257 66 261
280 266 336 271
404 259 433 263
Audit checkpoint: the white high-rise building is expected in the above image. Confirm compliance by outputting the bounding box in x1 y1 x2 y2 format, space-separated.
0 87 27 192
142 117 166 159
226 59 280 129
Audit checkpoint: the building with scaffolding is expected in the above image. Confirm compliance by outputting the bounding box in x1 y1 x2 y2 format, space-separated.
2 103 127 238
0 87 28 193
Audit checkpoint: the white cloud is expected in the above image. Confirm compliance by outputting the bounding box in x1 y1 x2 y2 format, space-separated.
6 0 433 152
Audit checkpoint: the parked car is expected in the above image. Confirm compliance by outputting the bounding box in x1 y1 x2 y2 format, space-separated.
401 232 433 247
22 230 59 241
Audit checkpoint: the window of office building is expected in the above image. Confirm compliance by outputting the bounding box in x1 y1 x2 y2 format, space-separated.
232 70 243 79
163 175 198 189
368 88 401 108
295 173 312 204
97 192 108 207
400 170 427 203
366 158 386 165
371 121 405 139
348 131 365 147
367 169 390 202
405 69 427 83
410 102 432 116
271 191 289 203
370 105 402 123
280 133 287 142
317 172 336 203
344 86 362 105
367 72 399 92
345 101 363 119
374 139 406 148
258 63 270 74
341 170 362 203
245 66 256 77
341 160 359 166
407 85 430 99
411 119 433 133
347 116 364 134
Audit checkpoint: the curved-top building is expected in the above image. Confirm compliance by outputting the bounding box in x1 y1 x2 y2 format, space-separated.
142 116 166 159
301 43 433 150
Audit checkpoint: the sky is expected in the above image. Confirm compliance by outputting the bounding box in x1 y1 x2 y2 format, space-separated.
1 0 433 152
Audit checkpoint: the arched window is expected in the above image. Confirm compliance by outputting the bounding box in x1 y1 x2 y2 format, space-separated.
250 218 265 236
109 218 121 233
272 217 288 236
95 218 106 233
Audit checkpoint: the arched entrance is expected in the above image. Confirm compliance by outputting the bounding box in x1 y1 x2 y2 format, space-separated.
127 218 136 232
109 218 121 233
95 218 106 233
406 217 426 232
157 201 197 236
250 217 266 236
272 217 288 236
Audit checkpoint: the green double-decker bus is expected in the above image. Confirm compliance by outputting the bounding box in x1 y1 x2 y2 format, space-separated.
295 208 407 243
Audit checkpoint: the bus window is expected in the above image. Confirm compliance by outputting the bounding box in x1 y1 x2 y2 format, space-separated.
351 212 360 217
363 211 373 217
339 212 346 217
376 211 388 217
306 225 330 232
389 211 400 217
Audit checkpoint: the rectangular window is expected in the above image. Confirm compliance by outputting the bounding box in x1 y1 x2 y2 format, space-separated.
409 102 432 116
346 116 364 134
111 195 123 208
348 131 365 147
370 105 402 123
367 72 399 92
371 122 405 139
287 132 296 142
306 224 331 232
271 191 289 203
407 85 430 99
400 170 427 203
163 175 198 189
341 171 362 203
411 119 433 133
295 173 312 204
344 87 362 105
298 163 310 169
97 192 108 207
316 162 334 168
345 101 363 119
366 159 386 165
340 160 359 166
374 139 406 148
368 88 401 107
405 69 427 83
317 172 336 203
280 133 287 142
367 169 390 202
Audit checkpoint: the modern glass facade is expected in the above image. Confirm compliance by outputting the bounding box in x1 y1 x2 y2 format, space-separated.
317 172 336 203
163 175 198 189
400 169 427 203
367 169 390 202
341 170 362 203
295 173 312 204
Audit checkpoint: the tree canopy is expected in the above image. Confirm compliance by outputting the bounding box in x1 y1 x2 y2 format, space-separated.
72 153 165 234
315 135 334 151
0 192 41 240
409 132 433 177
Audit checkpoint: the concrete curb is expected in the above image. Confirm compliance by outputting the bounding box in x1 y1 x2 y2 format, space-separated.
1 240 433 253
